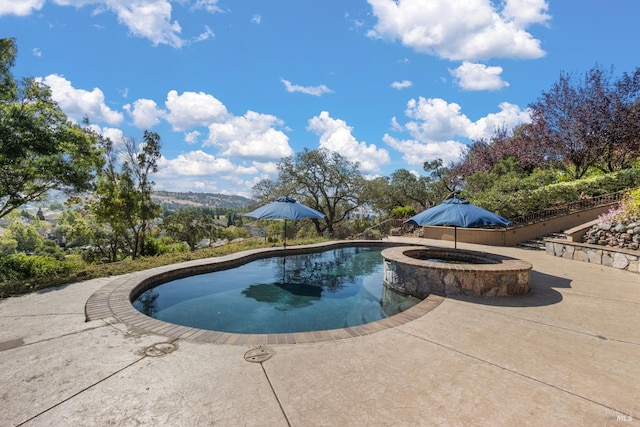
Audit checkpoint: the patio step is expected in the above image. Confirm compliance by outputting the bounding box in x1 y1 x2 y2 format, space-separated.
517 232 567 250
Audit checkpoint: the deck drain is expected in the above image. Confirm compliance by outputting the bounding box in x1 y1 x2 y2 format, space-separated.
144 342 177 357
244 347 274 363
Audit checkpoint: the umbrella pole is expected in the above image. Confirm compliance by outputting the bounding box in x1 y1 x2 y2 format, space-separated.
283 219 287 250
454 226 457 249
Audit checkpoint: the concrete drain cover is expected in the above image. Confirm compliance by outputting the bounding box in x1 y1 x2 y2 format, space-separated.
144 342 177 357
244 347 274 363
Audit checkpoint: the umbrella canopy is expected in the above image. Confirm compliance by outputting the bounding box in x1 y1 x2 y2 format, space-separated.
404 195 510 248
245 196 325 221
245 196 324 249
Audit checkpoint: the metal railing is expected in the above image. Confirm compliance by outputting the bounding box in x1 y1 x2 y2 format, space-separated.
356 218 413 239
507 192 622 228
356 191 623 237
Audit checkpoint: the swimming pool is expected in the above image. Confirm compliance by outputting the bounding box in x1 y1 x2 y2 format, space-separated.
133 247 420 334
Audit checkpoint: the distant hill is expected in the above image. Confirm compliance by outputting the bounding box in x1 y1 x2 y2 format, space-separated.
153 191 255 210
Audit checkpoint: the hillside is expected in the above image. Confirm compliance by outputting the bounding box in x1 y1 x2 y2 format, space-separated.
152 191 255 210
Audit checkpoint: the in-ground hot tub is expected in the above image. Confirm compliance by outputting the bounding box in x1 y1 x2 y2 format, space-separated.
382 246 532 298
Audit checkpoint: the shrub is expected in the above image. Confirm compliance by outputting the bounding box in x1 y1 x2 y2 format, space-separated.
467 168 640 218
0 253 72 283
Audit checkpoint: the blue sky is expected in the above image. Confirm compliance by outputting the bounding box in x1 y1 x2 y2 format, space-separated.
1 0 639 198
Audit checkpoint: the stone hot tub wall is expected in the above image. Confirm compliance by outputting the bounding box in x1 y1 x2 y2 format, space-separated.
545 238 640 275
381 246 532 298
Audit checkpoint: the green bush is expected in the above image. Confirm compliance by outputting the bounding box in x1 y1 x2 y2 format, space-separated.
390 206 416 218
467 168 640 218
0 253 72 283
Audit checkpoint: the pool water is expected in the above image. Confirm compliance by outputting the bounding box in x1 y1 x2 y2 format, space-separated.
133 247 420 334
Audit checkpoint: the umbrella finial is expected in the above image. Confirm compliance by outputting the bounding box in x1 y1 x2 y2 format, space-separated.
277 196 297 203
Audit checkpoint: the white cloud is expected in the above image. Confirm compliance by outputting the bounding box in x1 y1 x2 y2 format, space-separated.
184 130 201 144
123 98 165 128
206 111 293 161
449 61 509 91
391 80 413 90
153 150 262 197
404 97 472 142
251 14 261 24
307 111 390 173
38 74 124 125
366 0 548 61
164 90 229 131
192 0 222 13
502 0 551 28
32 48 42 57
0 0 45 16
2 0 185 47
99 126 126 149
193 25 214 42
386 97 530 165
467 101 531 140
281 78 333 96
107 0 183 47
383 135 466 166
156 150 238 177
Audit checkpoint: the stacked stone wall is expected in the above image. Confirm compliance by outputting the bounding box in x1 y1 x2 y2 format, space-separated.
582 221 640 251
546 239 639 274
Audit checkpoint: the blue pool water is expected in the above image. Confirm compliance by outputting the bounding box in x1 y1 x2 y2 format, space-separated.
133 246 420 334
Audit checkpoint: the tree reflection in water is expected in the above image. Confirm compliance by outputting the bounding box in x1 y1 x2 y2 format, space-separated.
135 289 160 317
280 247 381 292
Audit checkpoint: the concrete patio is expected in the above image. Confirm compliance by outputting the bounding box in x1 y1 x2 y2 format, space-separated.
0 237 638 426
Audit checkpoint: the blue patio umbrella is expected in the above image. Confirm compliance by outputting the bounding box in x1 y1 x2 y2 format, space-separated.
404 195 510 248
245 196 325 249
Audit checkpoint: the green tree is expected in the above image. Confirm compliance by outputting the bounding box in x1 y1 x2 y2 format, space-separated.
6 220 43 253
0 38 104 219
388 169 430 210
91 131 161 260
163 207 217 251
258 148 368 237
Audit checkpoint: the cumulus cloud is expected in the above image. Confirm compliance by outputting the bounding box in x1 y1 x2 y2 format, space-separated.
0 0 45 16
1 0 226 48
385 97 530 165
366 0 549 61
206 111 293 161
391 80 413 90
449 61 509 91
164 90 230 131
38 74 124 125
184 130 201 144
467 101 531 140
123 98 165 128
502 0 551 27
307 111 390 173
156 150 238 177
383 135 467 166
281 78 333 96
93 0 184 48
153 150 265 197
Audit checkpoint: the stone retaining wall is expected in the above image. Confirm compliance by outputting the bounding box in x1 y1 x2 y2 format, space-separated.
545 238 640 274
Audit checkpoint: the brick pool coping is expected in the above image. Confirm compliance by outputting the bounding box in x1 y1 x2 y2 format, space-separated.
85 240 445 345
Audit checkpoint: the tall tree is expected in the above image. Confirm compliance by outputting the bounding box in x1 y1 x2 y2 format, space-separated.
92 131 161 260
387 169 430 210
0 38 104 219
257 148 367 237
529 64 640 178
